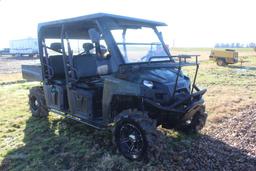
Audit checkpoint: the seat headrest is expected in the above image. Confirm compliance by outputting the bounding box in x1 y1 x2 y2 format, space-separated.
50 43 62 52
83 43 94 53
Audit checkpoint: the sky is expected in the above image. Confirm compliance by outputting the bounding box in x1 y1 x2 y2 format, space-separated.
0 0 255 48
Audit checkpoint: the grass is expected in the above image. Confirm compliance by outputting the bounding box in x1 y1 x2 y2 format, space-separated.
0 83 114 170
181 54 256 122
0 49 255 170
0 73 23 83
172 47 255 52
184 55 256 119
0 82 183 170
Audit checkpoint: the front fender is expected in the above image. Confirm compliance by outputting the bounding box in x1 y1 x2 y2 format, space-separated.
102 76 141 123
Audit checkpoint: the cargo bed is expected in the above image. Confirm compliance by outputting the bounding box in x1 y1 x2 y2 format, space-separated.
21 65 42 81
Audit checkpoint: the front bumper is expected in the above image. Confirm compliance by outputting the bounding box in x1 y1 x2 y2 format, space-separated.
144 89 206 114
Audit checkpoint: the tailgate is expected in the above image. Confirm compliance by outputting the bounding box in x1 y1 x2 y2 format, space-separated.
21 65 42 81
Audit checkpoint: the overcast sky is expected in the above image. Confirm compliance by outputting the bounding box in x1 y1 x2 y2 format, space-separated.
0 0 255 48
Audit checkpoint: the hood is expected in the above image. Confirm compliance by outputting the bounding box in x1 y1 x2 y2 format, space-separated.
119 68 191 97
117 67 191 104
123 68 188 84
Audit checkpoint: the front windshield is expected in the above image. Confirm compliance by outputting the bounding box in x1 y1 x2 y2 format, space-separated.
111 27 170 63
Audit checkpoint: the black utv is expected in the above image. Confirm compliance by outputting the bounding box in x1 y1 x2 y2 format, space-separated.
23 13 207 161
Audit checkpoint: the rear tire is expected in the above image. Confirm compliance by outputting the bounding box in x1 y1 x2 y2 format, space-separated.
29 86 48 117
113 110 163 161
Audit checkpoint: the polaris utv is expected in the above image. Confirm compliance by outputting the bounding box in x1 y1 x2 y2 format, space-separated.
23 13 207 161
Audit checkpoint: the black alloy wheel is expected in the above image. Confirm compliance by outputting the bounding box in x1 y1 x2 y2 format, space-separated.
116 121 146 160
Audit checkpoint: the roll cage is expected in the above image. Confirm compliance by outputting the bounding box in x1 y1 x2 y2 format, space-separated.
37 13 170 83
37 13 202 102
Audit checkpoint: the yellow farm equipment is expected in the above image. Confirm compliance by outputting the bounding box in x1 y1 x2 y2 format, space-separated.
209 49 238 66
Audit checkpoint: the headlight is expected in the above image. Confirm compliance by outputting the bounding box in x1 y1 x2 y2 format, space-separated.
143 80 153 89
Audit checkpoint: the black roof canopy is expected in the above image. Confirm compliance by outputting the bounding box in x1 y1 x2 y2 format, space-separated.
38 13 167 39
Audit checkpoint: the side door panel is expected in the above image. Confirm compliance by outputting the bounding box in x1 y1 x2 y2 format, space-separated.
44 84 68 111
67 88 94 119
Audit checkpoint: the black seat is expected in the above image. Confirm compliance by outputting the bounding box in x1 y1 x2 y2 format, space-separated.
73 43 97 79
73 42 111 80
73 54 98 79
47 43 66 82
73 55 112 78
47 42 111 84
49 55 65 80
50 43 62 53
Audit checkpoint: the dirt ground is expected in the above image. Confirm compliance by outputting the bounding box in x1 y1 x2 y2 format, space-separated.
0 56 39 83
0 56 39 74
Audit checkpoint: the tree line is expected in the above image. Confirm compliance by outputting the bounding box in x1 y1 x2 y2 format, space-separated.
215 42 256 48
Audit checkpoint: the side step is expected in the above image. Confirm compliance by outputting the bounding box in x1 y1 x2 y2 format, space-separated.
50 109 108 129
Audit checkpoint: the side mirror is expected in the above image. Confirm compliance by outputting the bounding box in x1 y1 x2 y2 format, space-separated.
88 28 100 43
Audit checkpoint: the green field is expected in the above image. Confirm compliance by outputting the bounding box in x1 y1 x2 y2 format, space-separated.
0 49 256 170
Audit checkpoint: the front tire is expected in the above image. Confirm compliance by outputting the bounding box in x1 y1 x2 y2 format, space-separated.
113 110 162 161
29 86 48 117
176 108 208 134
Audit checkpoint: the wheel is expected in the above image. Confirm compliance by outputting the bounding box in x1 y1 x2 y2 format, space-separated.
113 110 162 161
216 58 226 66
29 86 48 117
176 108 207 134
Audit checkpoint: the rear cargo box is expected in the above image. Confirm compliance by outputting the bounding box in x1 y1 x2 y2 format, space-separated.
21 65 42 81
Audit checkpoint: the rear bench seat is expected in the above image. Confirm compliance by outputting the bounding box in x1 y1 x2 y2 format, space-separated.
48 55 65 84
47 53 111 85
